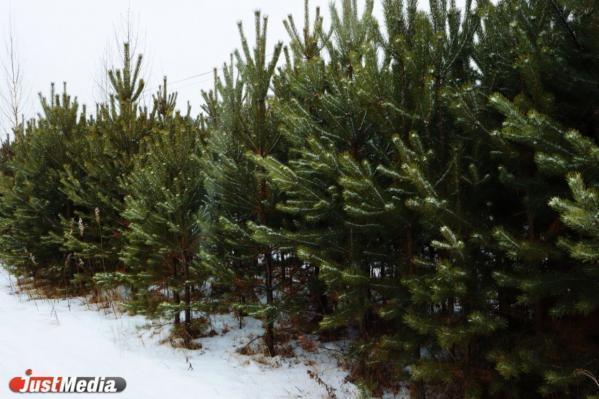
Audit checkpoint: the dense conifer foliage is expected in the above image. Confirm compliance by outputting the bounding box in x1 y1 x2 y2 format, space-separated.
1 0 598 397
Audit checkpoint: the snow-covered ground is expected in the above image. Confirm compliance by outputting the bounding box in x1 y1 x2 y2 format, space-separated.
0 268 359 398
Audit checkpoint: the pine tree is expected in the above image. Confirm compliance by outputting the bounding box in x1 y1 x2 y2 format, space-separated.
476 0 599 396
253 1 420 390
257 0 516 396
0 84 85 286
59 43 154 285
489 97 599 396
337 1 504 396
0 1 597 397
252 0 387 360
200 11 284 355
117 79 205 342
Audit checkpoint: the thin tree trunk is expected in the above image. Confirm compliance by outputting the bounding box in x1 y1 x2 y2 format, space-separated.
312 264 328 318
239 294 245 329
265 251 276 356
173 261 180 326
183 255 191 329
281 256 286 292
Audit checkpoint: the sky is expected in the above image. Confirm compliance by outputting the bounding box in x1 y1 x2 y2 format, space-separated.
0 0 467 130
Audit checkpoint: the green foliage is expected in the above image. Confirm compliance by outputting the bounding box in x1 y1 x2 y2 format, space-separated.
200 10 290 356
1 0 598 397
120 80 205 327
487 1 599 396
58 43 155 283
0 84 85 284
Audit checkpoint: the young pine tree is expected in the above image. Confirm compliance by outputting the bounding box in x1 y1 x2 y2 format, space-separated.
252 0 395 363
335 2 504 396
118 79 206 343
476 1 599 396
59 43 154 285
200 12 284 356
0 84 86 286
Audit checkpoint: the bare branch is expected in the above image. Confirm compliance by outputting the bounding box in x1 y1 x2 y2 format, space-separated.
1 13 24 137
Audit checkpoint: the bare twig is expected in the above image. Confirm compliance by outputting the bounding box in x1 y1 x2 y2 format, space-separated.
1 13 25 137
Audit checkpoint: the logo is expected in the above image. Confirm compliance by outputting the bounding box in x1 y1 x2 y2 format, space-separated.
8 369 126 394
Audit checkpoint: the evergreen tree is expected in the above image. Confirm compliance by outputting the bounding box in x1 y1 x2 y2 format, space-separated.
117 79 205 342
0 84 85 286
476 1 599 396
59 43 154 284
200 11 284 355
252 1 397 367
0 1 597 397
336 2 504 397
254 1 411 391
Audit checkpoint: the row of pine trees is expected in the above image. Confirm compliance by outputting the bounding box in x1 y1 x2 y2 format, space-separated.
1 0 598 397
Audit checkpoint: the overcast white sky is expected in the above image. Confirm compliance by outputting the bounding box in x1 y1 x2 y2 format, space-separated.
0 0 467 129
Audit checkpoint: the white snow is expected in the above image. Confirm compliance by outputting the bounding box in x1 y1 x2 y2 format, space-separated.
0 268 359 399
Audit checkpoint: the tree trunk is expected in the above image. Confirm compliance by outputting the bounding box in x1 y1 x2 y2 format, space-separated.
281 256 286 292
312 264 328 317
183 255 191 329
265 250 276 356
239 294 245 329
173 260 180 326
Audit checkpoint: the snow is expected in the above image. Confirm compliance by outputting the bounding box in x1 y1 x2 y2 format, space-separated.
0 268 359 399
